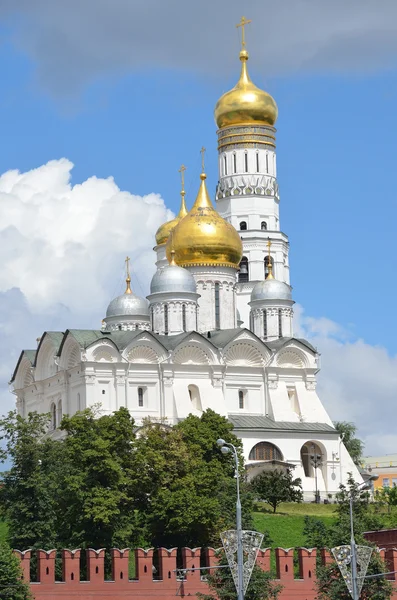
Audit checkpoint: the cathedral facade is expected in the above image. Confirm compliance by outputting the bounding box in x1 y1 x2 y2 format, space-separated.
10 33 361 500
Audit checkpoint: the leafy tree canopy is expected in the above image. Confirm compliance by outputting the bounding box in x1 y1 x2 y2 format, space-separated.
0 542 32 599
250 469 303 513
334 421 364 467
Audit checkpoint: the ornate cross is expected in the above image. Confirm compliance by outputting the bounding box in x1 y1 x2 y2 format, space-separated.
178 164 186 190
236 16 252 48
125 255 130 278
200 146 206 172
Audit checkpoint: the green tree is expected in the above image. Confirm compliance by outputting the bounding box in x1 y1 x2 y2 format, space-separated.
0 542 32 599
305 476 393 600
56 407 142 550
197 550 282 600
334 421 364 467
0 411 58 550
133 410 255 548
250 469 303 513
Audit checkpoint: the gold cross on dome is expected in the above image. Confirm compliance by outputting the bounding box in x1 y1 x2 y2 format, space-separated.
178 164 186 190
236 16 252 48
125 255 130 278
200 146 206 172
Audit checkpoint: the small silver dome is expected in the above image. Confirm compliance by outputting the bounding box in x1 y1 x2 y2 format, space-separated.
251 278 292 302
106 292 149 318
150 264 196 295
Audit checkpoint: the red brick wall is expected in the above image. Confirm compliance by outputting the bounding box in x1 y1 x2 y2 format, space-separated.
13 546 397 600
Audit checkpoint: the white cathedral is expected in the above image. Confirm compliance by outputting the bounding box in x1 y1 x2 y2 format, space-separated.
10 28 362 500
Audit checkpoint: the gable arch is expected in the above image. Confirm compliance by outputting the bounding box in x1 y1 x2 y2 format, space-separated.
225 342 265 367
58 336 82 370
276 350 307 368
173 344 211 365
14 357 34 390
127 345 159 364
84 340 120 363
35 337 58 381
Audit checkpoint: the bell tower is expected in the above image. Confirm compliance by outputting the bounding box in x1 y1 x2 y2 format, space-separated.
214 17 291 327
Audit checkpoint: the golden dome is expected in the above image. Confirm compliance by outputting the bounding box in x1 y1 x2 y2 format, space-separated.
155 191 188 246
165 172 243 269
214 49 278 129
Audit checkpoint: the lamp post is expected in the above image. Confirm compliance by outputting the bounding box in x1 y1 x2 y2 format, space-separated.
310 444 323 503
349 480 372 600
217 438 244 600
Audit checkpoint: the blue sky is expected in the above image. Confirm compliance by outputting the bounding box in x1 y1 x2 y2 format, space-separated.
0 1 396 453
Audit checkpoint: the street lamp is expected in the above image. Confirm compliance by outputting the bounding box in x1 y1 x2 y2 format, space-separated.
310 444 323 503
217 438 244 600
349 480 372 600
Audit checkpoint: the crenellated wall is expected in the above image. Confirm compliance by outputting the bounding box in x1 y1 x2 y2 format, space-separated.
12 546 397 600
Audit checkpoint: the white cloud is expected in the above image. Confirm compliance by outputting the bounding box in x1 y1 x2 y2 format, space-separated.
0 158 171 414
2 0 397 95
295 306 397 456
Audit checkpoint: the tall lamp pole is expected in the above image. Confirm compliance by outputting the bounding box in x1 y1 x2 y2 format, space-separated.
349 481 372 600
310 444 323 503
217 438 244 600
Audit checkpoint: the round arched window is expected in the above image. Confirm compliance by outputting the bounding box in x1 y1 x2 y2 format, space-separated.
249 442 283 461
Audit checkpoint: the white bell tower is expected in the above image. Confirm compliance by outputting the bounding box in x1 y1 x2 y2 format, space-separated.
214 20 290 328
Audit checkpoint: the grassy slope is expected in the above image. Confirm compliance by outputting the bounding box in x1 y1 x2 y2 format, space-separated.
252 502 337 548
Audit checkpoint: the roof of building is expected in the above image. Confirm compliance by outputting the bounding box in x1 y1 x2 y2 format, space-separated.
228 414 336 434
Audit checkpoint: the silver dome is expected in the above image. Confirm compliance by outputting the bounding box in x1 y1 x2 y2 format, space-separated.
251 278 292 302
150 264 196 295
106 292 149 318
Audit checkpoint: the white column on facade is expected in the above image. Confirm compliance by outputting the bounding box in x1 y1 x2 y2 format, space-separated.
186 266 238 332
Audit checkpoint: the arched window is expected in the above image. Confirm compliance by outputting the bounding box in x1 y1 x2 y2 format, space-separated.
244 152 248 172
238 257 249 282
300 443 323 478
264 255 274 279
182 304 187 332
238 390 244 409
233 153 237 173
265 153 269 173
261 221 267 230
164 305 168 335
57 400 62 426
239 221 247 231
188 385 202 412
263 309 267 339
249 442 283 461
256 152 260 173
50 403 56 430
223 155 227 175
138 387 144 407
214 283 220 329
278 308 283 338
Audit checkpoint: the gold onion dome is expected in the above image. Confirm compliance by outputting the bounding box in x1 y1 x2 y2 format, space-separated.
155 193 188 246
214 48 278 129
165 172 243 269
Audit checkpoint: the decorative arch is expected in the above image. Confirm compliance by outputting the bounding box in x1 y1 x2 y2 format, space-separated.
300 441 327 478
127 345 159 364
66 345 81 368
93 348 114 363
35 337 58 381
249 442 283 461
173 345 210 365
277 350 306 369
58 335 82 370
14 357 34 390
225 343 264 367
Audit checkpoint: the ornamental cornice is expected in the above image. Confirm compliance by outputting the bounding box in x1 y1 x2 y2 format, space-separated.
216 175 279 201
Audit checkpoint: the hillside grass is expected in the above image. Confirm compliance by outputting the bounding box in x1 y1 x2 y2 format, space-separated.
252 502 337 548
